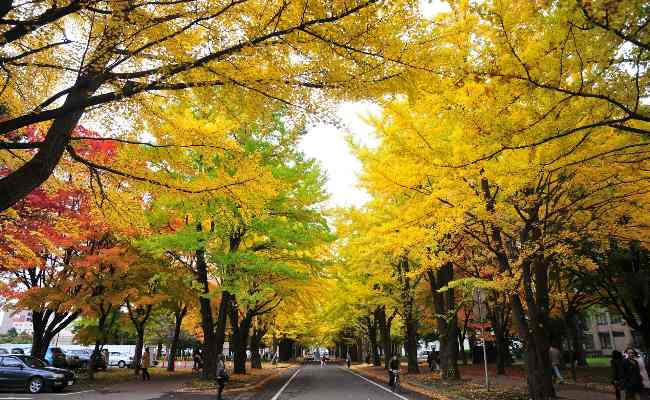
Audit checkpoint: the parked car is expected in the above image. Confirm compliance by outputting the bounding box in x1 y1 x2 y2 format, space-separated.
108 352 133 368
0 349 8 355
0 355 75 393
10 348 26 355
66 349 107 370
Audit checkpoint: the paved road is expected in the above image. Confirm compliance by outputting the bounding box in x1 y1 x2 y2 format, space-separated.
258 364 429 400
0 365 429 400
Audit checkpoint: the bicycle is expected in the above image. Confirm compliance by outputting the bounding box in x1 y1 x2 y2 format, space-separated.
389 369 401 393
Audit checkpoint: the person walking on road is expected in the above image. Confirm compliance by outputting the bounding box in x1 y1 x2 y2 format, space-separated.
346 352 351 368
550 345 565 384
216 354 228 400
612 350 626 400
623 348 644 400
388 356 400 388
141 348 151 381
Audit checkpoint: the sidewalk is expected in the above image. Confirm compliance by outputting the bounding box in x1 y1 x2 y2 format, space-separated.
460 365 615 400
352 363 616 400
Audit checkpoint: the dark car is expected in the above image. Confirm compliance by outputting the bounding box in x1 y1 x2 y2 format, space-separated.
0 355 75 393
10 348 26 355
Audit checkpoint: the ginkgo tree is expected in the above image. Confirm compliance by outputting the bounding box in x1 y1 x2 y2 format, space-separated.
348 66 650 397
137 101 333 375
0 0 431 211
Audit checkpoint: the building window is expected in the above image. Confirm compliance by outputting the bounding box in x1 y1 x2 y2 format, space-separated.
596 313 608 325
599 333 612 349
610 314 623 324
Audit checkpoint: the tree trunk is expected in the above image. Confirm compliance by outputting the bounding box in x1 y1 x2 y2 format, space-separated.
459 331 467 365
250 329 263 369
490 298 511 375
377 306 393 369
494 324 509 375
215 291 231 356
405 317 419 373
30 309 78 360
0 63 110 212
370 308 381 366
565 312 587 367
398 258 419 374
428 263 460 380
133 328 144 375
479 178 555 399
30 316 48 360
230 299 252 374
167 306 187 372
196 249 217 379
510 260 555 400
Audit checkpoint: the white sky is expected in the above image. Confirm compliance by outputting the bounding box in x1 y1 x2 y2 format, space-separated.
299 0 450 209
299 102 381 208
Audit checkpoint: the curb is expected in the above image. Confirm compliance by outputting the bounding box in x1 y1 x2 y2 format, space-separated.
349 366 461 400
177 366 296 395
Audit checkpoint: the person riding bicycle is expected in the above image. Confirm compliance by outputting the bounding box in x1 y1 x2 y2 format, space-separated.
388 356 400 388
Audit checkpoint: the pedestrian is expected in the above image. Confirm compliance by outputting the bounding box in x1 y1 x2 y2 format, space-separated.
388 355 400 387
320 353 326 368
550 345 565 384
216 354 228 400
346 352 351 368
427 351 439 372
102 349 110 368
633 349 650 399
433 350 440 371
623 348 644 400
193 349 203 373
141 348 151 381
612 350 626 400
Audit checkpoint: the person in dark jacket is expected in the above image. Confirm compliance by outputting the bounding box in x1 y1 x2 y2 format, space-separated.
612 350 625 400
388 356 400 387
624 348 644 400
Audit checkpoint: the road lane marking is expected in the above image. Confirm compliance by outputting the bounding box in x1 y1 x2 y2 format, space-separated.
0 397 33 400
54 390 96 396
270 368 301 400
339 367 410 400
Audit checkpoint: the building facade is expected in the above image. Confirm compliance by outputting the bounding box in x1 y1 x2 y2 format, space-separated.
0 310 76 345
583 309 644 356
